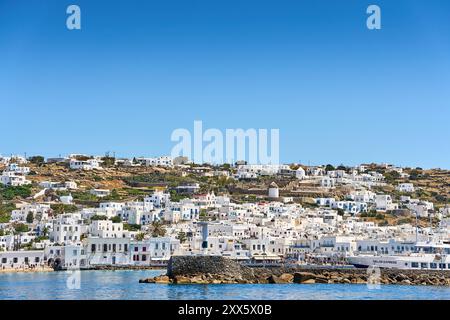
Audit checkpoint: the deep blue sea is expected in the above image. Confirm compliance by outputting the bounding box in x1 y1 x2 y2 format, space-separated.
1 270 450 300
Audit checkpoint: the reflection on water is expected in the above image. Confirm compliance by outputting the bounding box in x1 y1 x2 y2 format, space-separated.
1 270 450 300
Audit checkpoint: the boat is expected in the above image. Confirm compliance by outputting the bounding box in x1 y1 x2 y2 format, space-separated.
347 242 450 270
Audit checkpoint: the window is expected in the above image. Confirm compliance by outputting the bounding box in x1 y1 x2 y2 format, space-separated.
421 263 428 269
439 263 446 269
430 263 437 269
1 258 6 263
411 262 419 268
134 247 138 252
91 244 96 252
103 244 108 252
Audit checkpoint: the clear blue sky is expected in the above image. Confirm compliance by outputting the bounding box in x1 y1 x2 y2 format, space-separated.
0 0 449 168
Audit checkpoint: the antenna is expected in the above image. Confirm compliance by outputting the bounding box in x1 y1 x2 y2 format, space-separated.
415 212 419 243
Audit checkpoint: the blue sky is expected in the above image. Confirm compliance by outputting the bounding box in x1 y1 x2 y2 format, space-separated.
0 0 449 168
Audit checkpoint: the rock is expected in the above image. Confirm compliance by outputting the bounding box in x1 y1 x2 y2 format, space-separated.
139 278 156 284
315 278 328 284
190 276 208 284
401 280 412 285
154 275 170 284
342 278 351 284
293 272 317 284
395 274 408 282
279 273 294 283
267 274 293 284
301 279 316 284
237 279 250 284
174 276 191 284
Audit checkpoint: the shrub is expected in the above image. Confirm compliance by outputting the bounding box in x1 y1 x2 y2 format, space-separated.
91 215 108 221
0 185 32 200
50 204 78 214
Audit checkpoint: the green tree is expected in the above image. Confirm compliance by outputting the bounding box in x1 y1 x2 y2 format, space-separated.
123 223 141 231
28 156 45 165
325 164 335 172
14 223 29 234
135 232 145 241
177 231 187 244
110 216 122 223
150 221 166 237
101 156 116 167
26 212 34 224
91 215 108 221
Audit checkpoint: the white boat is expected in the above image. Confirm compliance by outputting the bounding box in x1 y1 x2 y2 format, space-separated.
347 242 450 270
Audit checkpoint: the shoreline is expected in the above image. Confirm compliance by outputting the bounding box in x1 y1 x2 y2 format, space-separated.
141 267 450 286
0 265 166 274
139 256 450 286
0 266 54 274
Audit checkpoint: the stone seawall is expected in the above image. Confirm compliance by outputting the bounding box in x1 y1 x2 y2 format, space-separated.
140 255 450 286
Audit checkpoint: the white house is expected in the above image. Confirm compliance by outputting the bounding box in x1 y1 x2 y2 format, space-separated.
375 195 398 211
144 191 170 208
0 250 46 270
50 214 86 245
90 189 111 198
136 156 173 167
69 159 101 170
130 237 180 264
89 220 125 238
397 183 415 193
85 237 131 266
0 171 31 186
7 163 30 174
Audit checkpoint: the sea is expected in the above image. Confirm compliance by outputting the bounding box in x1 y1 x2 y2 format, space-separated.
1 270 450 300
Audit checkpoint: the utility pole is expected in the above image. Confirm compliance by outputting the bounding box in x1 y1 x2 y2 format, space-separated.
415 213 419 243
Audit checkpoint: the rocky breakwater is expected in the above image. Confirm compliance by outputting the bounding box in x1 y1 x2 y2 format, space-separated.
139 256 450 286
140 255 258 284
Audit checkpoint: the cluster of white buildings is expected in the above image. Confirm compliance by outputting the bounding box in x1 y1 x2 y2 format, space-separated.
235 164 386 189
0 163 31 186
0 157 447 271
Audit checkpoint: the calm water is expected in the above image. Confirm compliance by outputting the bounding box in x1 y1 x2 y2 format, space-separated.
1 270 450 300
